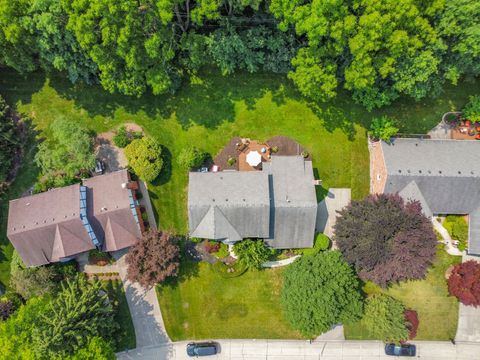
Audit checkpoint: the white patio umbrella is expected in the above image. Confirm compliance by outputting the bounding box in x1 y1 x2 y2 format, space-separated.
246 150 262 167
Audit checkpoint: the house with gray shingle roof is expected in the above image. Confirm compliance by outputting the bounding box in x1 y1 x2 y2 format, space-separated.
371 138 480 255
188 156 318 249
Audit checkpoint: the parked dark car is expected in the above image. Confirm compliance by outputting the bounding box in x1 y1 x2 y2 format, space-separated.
94 160 105 175
186 342 218 357
385 343 416 357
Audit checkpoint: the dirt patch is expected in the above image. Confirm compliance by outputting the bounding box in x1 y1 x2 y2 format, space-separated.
95 123 144 172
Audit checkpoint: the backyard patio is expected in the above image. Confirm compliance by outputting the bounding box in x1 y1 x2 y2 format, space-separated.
213 136 310 172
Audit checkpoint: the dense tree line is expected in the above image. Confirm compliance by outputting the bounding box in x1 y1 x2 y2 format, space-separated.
0 0 478 108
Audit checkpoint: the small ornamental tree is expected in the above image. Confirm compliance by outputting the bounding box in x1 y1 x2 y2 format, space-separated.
448 260 480 306
112 126 130 148
369 116 399 142
362 294 409 342
404 309 419 340
126 231 180 287
124 137 163 182
177 146 206 169
233 239 274 269
281 251 364 337
334 194 437 287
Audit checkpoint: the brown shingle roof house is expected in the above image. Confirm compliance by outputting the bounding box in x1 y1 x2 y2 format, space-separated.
7 170 142 267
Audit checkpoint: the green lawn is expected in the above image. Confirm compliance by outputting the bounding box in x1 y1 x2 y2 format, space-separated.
101 280 136 351
1 68 478 239
344 246 462 341
0 67 478 334
157 261 303 340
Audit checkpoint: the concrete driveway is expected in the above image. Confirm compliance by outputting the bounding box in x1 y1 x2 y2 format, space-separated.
117 340 480 360
316 188 351 241
455 254 480 343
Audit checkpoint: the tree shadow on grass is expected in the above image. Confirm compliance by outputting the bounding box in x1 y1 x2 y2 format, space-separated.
151 145 172 187
0 68 46 106
48 68 294 130
159 259 200 291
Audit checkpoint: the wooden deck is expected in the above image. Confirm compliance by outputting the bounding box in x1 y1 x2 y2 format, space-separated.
238 141 270 171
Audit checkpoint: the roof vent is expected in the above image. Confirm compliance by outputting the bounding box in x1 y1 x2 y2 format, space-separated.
22 225 25 228
64 215 67 218
407 170 411 173
43 220 46 223
398 170 402 173
212 199 215 202
35 221 38 225
415 143 418 146
101 207 107 211
121 183 127 189
26 202 30 206
428 170 431 174
439 170 442 174
13 227 15 231
225 198 228 202
458 171 461 174
243 198 246 202
419 170 422 174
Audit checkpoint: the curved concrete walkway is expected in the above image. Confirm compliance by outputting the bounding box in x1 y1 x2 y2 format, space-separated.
432 218 463 256
263 255 300 268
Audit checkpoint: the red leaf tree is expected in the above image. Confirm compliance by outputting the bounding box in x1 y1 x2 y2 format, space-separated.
448 260 480 306
126 230 180 287
404 309 419 340
334 194 437 287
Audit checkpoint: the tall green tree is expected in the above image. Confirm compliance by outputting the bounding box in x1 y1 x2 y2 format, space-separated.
438 0 480 84
27 0 98 84
0 95 20 184
0 0 37 73
34 117 95 183
362 294 409 342
270 0 445 109
0 296 50 360
33 276 117 357
63 0 178 96
281 251 363 337
124 136 163 182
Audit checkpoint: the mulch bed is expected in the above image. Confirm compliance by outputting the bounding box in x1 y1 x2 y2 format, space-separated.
213 136 241 170
266 135 311 160
86 272 121 281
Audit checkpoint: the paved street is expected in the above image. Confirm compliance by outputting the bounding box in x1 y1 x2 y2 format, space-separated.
117 340 480 360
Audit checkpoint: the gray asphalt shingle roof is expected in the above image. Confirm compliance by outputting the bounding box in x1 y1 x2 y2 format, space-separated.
188 171 271 240
381 138 480 255
264 156 318 248
188 156 318 248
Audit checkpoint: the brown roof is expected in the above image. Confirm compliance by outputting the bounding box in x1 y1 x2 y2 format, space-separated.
83 170 141 252
7 184 94 266
7 170 141 267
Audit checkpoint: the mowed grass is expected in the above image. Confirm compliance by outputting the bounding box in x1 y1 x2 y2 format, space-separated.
344 246 462 341
1 68 478 238
157 261 303 340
